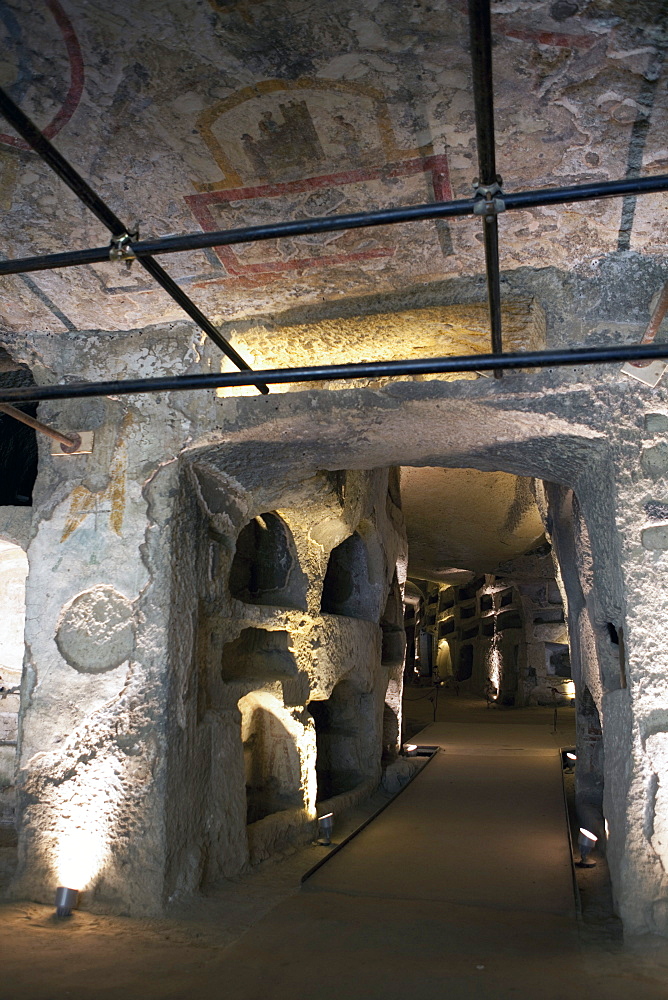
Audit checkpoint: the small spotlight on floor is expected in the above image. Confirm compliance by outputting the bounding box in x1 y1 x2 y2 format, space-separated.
317 813 334 846
404 744 418 756
54 886 79 917
576 828 598 868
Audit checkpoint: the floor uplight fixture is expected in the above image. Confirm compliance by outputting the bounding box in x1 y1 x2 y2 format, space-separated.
317 813 334 846
576 828 598 868
54 886 79 917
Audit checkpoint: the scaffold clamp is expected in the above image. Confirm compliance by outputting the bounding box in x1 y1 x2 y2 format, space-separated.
473 177 506 218
109 231 137 266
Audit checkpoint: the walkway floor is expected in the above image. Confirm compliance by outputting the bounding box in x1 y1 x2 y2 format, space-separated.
199 698 668 999
2 696 668 998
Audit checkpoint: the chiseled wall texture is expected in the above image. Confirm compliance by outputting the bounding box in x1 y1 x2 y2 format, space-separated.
0 290 664 937
0 541 28 823
4 325 409 915
3 313 668 935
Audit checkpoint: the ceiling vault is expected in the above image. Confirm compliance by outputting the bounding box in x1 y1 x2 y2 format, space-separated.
0 0 666 405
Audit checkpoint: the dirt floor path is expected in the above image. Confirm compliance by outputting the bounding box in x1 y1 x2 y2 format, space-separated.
2 697 668 998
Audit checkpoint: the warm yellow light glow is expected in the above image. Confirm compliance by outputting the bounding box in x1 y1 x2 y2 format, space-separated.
564 680 576 699
488 636 502 696
50 754 123 890
216 299 546 397
239 690 317 820
54 827 108 891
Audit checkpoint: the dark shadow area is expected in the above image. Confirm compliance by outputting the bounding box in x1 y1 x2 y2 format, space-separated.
0 354 37 506
320 531 374 620
456 643 473 682
229 512 306 609
242 703 303 824
309 679 372 800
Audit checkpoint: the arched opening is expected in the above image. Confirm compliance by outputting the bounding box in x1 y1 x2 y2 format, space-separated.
0 351 38 506
380 572 406 762
238 691 304 825
0 540 28 826
320 531 374 620
309 679 375 801
229 512 306 610
220 627 299 684
456 643 474 682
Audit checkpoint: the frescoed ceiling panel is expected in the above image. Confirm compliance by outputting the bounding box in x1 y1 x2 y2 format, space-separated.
0 0 665 335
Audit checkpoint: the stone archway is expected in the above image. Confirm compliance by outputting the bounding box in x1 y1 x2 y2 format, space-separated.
180 384 636 924
13 375 662 937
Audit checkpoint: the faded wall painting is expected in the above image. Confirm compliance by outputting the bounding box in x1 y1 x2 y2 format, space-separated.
185 79 452 279
0 0 83 151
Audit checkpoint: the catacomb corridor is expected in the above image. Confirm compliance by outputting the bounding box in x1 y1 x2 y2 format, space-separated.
1 0 668 996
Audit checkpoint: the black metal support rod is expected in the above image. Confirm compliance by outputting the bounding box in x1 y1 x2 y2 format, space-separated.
468 0 497 185
0 173 667 279
0 87 268 394
136 254 268 390
0 88 126 235
468 0 503 372
483 216 502 359
0 342 666 405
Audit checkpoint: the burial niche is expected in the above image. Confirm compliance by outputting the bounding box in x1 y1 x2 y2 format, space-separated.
309 679 373 800
220 628 298 684
456 643 474 682
229 512 306 609
238 691 303 825
546 642 571 678
320 531 374 620
380 572 406 668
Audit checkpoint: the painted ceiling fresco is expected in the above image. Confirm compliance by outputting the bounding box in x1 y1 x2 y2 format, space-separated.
0 0 666 334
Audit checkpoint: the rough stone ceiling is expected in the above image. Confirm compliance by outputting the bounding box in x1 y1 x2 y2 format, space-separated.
0 0 666 338
216 298 546 393
401 466 546 582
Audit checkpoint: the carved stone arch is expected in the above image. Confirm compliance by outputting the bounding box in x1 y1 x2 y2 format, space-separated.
320 530 375 620
229 512 307 610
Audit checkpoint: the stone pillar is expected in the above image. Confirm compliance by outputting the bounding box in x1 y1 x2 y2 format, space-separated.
0 533 29 825
605 417 668 938
9 401 180 917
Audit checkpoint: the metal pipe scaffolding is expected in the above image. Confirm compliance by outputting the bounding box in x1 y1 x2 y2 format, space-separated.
0 86 269 395
0 173 665 279
468 0 503 372
0 4 666 408
0 341 666 405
